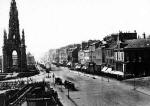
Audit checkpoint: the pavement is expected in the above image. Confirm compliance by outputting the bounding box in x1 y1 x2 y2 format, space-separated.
123 77 150 96
45 76 76 106
50 66 150 106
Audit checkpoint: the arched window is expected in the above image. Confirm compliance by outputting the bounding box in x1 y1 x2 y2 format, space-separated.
13 35 15 39
12 50 18 66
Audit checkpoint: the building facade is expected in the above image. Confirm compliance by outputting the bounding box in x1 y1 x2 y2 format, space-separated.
58 47 68 65
78 50 90 65
124 39 150 76
26 53 36 66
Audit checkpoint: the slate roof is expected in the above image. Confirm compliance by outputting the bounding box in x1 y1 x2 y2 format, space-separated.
107 41 117 49
124 39 150 49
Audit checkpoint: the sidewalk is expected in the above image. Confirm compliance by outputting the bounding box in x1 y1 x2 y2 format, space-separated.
52 84 76 106
123 77 150 96
46 76 77 106
135 87 150 96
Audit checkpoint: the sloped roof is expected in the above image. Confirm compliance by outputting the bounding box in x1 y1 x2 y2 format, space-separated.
124 39 150 49
90 41 101 46
107 41 117 49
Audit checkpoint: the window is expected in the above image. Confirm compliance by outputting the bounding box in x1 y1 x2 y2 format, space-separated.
116 52 118 60
13 35 16 39
122 52 124 61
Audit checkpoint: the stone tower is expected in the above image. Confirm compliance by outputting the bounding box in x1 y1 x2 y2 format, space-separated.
3 0 27 72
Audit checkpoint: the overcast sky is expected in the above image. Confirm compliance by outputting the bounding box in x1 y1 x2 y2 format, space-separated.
0 0 150 60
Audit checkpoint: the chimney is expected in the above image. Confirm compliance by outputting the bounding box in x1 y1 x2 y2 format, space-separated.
143 32 146 39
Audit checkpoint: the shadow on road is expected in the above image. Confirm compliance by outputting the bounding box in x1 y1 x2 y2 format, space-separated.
69 87 80 92
68 96 78 106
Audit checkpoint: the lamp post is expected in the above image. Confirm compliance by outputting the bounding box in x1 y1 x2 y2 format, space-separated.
90 46 93 62
52 73 55 86
90 45 93 74
133 59 136 90
133 74 136 90
107 65 109 82
68 87 69 98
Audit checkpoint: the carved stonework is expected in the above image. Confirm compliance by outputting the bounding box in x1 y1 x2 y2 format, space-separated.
3 0 27 72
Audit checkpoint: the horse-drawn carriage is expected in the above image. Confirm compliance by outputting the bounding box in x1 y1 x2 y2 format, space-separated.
64 80 75 90
55 77 63 85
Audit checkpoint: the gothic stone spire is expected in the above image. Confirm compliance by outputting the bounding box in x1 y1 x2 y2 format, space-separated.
3 29 7 44
22 29 25 45
8 0 20 41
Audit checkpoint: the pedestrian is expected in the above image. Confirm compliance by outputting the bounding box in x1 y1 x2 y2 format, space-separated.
53 73 55 79
52 73 55 86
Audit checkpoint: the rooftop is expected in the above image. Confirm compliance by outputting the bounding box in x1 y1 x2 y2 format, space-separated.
125 38 150 49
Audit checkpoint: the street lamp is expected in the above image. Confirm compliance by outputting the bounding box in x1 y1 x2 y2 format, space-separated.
68 87 70 98
133 58 136 90
90 46 93 62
